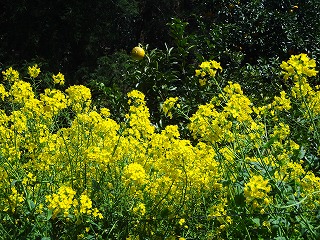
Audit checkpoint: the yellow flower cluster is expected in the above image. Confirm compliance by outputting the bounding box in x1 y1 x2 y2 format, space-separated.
244 175 272 210
279 54 320 118
40 88 68 116
162 97 180 119
125 90 155 139
10 80 35 104
188 82 254 144
0 84 8 100
195 60 222 86
45 186 103 219
275 161 305 182
132 202 146 216
65 85 91 113
28 64 41 78
45 186 77 218
188 102 229 143
208 198 232 228
2 67 19 82
123 163 149 186
271 91 291 111
280 53 318 81
2 187 24 213
0 55 319 238
300 172 320 207
52 72 65 85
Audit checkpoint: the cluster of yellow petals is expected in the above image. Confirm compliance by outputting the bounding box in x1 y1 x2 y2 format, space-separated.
161 96 180 119
280 53 318 81
195 60 222 86
244 175 272 210
0 55 319 238
28 64 41 78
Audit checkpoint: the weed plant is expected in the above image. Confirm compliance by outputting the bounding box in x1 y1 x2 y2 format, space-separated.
0 53 319 239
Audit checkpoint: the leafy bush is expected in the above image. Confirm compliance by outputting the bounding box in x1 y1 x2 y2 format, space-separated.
88 0 320 129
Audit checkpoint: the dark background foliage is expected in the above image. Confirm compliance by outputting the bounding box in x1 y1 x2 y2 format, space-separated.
0 0 319 87
0 0 186 81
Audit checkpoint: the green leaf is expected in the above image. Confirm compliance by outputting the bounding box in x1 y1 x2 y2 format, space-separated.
298 146 305 159
252 217 261 227
46 209 53 221
28 199 35 210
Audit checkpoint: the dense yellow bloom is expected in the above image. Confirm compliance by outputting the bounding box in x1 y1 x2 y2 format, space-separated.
6 187 24 212
161 124 180 139
189 103 231 143
9 110 28 133
244 175 271 208
65 85 92 113
52 72 65 85
271 122 290 141
127 89 146 105
0 84 8 100
280 53 318 81
306 89 320 116
79 193 93 214
0 61 320 237
10 80 35 104
2 67 19 82
162 97 180 119
40 88 68 115
132 202 146 216
300 172 320 207
45 186 76 218
272 91 291 111
224 94 253 122
219 147 234 163
275 161 305 182
85 145 112 167
100 107 111 117
123 163 148 186
28 64 41 78
125 90 154 138
195 60 222 85
291 77 314 99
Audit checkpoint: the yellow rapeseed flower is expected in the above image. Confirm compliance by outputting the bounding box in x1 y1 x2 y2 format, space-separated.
0 84 8 100
195 60 222 86
162 97 180 119
2 67 19 82
65 85 92 113
79 194 92 214
28 64 41 78
280 53 318 81
10 80 35 104
132 202 146 216
53 72 65 85
123 163 148 185
244 175 271 208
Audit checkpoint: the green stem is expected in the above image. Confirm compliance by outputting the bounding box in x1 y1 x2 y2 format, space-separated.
298 76 319 140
